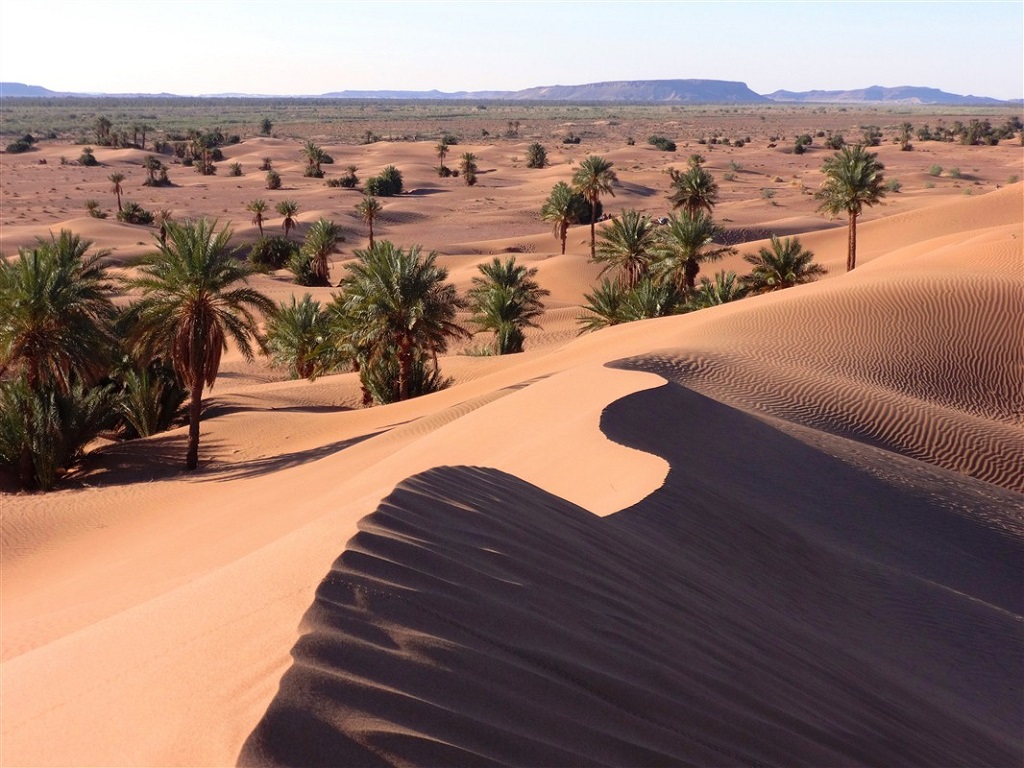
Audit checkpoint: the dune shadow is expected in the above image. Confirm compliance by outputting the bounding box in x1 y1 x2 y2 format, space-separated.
73 432 204 487
205 431 383 481
240 382 1022 767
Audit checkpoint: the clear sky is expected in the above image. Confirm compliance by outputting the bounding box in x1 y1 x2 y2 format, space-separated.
2 1 1021 100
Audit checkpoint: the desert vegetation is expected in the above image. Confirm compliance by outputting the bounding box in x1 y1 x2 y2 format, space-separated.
1 99 1020 491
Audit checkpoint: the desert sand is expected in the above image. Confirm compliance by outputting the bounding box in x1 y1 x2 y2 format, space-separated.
1 114 1022 766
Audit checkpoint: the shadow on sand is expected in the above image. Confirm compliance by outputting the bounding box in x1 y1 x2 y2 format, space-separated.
239 381 1022 767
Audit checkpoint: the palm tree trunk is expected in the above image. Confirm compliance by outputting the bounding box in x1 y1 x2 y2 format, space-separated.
847 212 858 271
186 377 203 470
559 223 567 255
398 335 412 402
589 201 597 259
369 221 374 248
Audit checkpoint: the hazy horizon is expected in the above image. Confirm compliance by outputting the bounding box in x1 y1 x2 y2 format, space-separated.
2 0 1022 101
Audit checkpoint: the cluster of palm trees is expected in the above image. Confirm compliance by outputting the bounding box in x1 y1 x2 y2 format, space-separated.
567 153 831 332
0 224 271 488
1 219 550 490
1 141 886 491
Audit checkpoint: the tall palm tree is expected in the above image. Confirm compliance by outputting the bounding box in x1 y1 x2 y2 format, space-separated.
654 210 735 291
356 194 383 248
247 199 267 238
436 141 449 166
276 200 299 238
816 144 886 272
468 257 549 354
741 236 826 294
539 181 580 255
122 219 275 470
594 209 660 288
572 155 617 259
338 241 469 402
109 172 125 212
667 162 719 216
302 218 343 286
0 231 117 489
265 294 330 379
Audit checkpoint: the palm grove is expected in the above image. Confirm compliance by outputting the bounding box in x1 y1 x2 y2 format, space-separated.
2 136 884 491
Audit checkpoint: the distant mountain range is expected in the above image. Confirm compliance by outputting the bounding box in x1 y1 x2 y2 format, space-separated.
1 79 1018 105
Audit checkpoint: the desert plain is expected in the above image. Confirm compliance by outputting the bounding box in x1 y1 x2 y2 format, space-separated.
1 100 1023 766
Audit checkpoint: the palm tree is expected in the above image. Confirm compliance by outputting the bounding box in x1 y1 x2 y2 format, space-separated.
0 230 116 393
301 140 326 178
816 144 886 272
0 231 117 489
654 210 735 291
356 194 383 248
741 236 826 294
436 141 449 166
525 142 547 169
594 209 660 288
572 155 617 259
121 219 275 470
142 155 165 186
155 209 173 246
468 257 549 354
687 271 747 310
109 172 125 212
460 152 478 186
302 218 343 286
337 241 469 402
265 294 330 379
539 181 581 255
667 161 719 216
276 200 299 238
247 199 267 238
898 122 914 151
577 278 626 334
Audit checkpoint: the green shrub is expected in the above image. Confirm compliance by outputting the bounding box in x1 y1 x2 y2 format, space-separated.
287 251 321 286
265 170 282 190
1008 175 1019 184
948 167 962 179
6 139 33 154
117 202 154 225
259 157 273 171
85 200 107 219
248 236 300 272
79 147 99 166
824 133 845 150
526 142 547 168
227 162 243 177
112 360 187 440
336 165 358 188
648 135 677 152
0 379 118 491
365 165 403 196
885 178 902 193
928 164 943 177
562 133 581 145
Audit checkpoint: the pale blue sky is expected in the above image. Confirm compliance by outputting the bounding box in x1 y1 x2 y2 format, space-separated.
2 1 1021 99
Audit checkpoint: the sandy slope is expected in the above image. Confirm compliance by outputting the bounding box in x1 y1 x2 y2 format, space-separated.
1 137 1022 766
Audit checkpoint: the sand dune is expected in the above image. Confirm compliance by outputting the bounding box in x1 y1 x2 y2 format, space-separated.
1 128 1022 766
